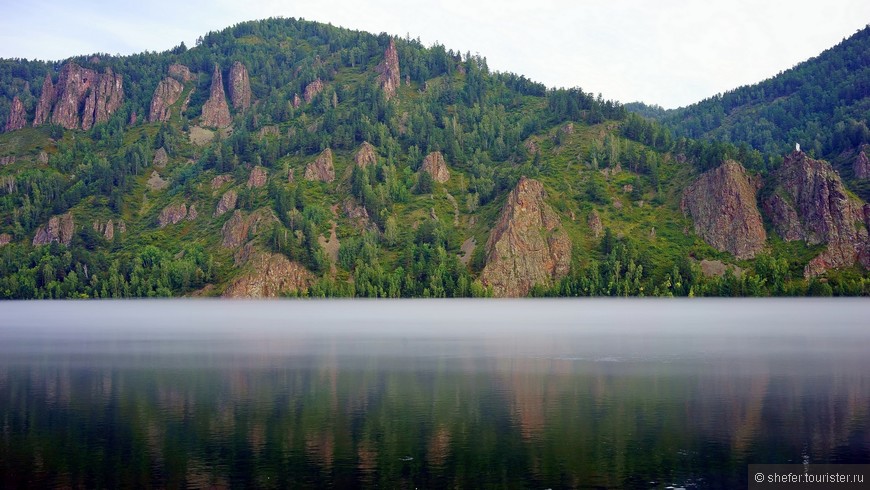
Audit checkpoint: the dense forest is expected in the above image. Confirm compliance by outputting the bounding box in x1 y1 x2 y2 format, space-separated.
0 17 867 298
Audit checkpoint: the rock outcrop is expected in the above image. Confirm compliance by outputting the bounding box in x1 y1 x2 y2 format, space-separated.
200 64 231 128
152 147 168 167
681 161 766 259
38 63 123 130
148 77 184 122
214 190 237 217
92 219 117 241
588 210 603 238
354 141 377 168
222 252 312 298
854 145 870 179
4 96 26 132
304 148 335 182
158 203 188 227
303 79 324 103
480 177 571 297
32 213 74 246
168 63 195 83
227 61 251 111
763 151 870 277
0 233 11 247
81 67 123 130
33 73 55 127
247 166 268 188
420 151 450 183
376 39 400 101
211 174 233 189
220 208 278 249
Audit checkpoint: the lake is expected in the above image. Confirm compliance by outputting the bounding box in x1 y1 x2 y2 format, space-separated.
1 299 868 488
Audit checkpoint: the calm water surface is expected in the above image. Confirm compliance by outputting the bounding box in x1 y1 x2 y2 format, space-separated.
1 299 868 488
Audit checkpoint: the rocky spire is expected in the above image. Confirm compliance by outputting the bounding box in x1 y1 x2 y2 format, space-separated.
200 64 231 128
32 73 55 127
681 161 767 259
420 151 450 183
763 150 870 277
227 61 251 111
82 67 124 130
376 38 400 101
51 63 97 130
481 177 571 297
149 77 184 122
4 96 27 132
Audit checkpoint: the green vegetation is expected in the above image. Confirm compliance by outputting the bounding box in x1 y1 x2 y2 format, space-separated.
0 18 867 298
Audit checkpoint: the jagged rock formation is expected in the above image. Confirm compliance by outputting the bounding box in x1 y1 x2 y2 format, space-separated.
187 204 198 221
147 171 168 191
376 39 400 100
82 67 123 130
854 145 870 179
292 93 302 109
4 96 26 132
152 147 168 167
168 63 194 83
763 151 870 276
158 203 188 227
32 213 74 246
220 208 278 249
354 141 377 168
227 61 251 111
148 77 184 122
303 79 324 103
304 148 335 182
222 252 312 298
0 233 11 247
247 166 268 188
480 177 571 297
420 151 450 183
200 64 231 128
343 198 375 231
214 190 237 217
33 74 54 126
32 63 124 130
681 161 766 259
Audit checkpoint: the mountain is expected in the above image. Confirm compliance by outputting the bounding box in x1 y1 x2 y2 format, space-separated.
629 25 870 199
0 18 867 298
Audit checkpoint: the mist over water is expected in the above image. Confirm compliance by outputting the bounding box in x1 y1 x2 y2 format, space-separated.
1 299 868 488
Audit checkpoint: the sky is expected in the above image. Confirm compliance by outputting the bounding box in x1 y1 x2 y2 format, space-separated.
1 0 868 108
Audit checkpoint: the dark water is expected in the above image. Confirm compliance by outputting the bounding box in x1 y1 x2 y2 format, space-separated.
1 299 868 489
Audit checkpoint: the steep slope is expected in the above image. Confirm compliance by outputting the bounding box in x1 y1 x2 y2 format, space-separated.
0 17 867 298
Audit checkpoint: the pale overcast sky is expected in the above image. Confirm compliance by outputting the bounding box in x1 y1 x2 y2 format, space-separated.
1 0 868 108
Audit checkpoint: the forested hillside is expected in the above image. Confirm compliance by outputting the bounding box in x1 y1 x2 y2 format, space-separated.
0 18 867 298
629 25 870 198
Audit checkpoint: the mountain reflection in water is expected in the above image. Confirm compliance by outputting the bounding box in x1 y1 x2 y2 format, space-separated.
1 299 868 488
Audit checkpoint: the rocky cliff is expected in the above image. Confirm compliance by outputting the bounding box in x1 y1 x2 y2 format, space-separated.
354 141 377 168
304 148 335 182
168 63 195 83
81 67 123 130
763 151 870 276
681 161 766 259
247 166 268 188
32 73 54 126
200 64 231 128
303 79 324 103
481 177 571 297
220 208 278 249
148 77 184 122
420 151 450 183
376 39 400 101
222 251 312 298
228 61 251 111
4 96 26 132
854 145 870 179
214 190 237 217
32 213 74 246
35 63 124 130
158 203 188 227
